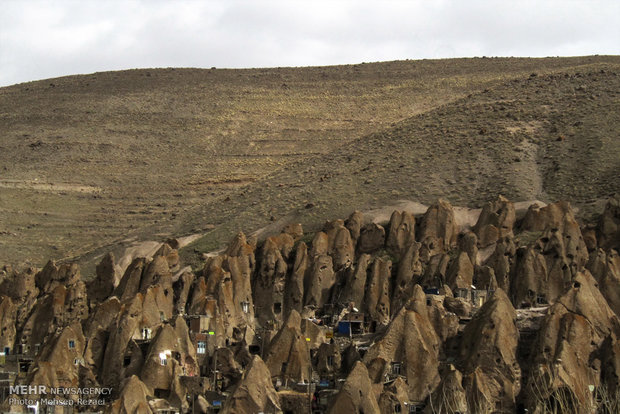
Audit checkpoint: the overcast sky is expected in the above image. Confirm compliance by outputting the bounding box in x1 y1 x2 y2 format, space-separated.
1 0 619 87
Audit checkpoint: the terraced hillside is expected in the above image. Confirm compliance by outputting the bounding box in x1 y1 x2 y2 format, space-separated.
180 59 620 267
0 56 618 271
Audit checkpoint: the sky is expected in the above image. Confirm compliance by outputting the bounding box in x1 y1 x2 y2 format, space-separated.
1 0 619 87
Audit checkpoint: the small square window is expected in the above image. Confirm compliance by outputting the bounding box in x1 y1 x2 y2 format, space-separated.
68 340 75 349
197 341 207 354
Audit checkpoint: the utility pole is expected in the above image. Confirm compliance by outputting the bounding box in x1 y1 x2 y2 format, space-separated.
212 307 218 394
308 365 312 414
213 348 218 393
307 338 312 414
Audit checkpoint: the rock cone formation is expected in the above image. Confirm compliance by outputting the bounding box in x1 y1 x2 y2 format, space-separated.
1 196 620 413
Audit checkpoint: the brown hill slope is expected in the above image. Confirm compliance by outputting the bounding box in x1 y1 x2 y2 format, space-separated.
0 56 618 270
179 60 620 267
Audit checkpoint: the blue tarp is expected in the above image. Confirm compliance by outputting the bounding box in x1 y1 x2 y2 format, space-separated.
337 321 351 335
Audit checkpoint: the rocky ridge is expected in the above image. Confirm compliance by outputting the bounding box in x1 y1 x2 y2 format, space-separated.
0 195 619 413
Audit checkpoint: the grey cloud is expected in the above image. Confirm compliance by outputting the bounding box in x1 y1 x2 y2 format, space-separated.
0 0 618 86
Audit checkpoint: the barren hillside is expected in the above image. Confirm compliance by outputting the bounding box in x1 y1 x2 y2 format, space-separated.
0 56 618 271
179 59 620 268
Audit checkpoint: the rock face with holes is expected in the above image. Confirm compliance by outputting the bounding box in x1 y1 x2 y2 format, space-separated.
83 296 121 373
100 281 174 390
510 200 590 308
315 341 341 377
140 317 199 399
221 355 281 414
172 269 194 314
105 375 153 414
200 252 256 344
222 232 257 339
328 361 380 414
283 241 308 319
419 252 450 289
524 270 620 411
386 210 417 258
324 219 355 271
134 317 199 410
419 199 459 251
424 292 459 344
345 211 364 245
520 201 589 274
0 295 17 353
264 310 312 383
358 223 386 254
254 236 288 325
364 257 392 325
25 323 91 403
87 252 120 304
459 231 479 266
113 252 174 304
339 253 371 308
0 267 39 353
2 266 38 305
392 241 423 310
446 251 474 291
35 260 82 294
363 286 440 403
510 246 548 307
588 248 620 317
5 195 620 413
17 262 89 357
459 289 521 412
474 195 516 248
426 364 468 414
304 253 335 309
484 236 516 292
378 377 410 413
